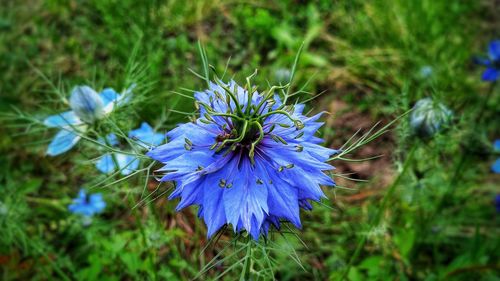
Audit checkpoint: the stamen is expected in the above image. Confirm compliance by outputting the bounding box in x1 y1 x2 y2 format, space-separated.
294 120 305 130
219 179 226 187
278 123 292 128
203 113 214 121
267 124 276 133
270 134 287 145
210 142 218 150
199 119 212 124
294 131 304 139
213 90 224 101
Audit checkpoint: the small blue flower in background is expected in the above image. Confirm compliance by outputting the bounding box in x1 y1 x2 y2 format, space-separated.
0 201 7 216
128 122 165 149
492 159 500 174
419 65 433 79
491 139 500 174
68 189 106 217
95 133 139 176
495 194 500 213
44 85 132 156
148 80 337 240
493 139 500 152
477 40 500 81
410 98 452 138
95 123 164 175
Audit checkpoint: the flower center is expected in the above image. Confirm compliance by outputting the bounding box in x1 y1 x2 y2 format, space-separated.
197 78 304 164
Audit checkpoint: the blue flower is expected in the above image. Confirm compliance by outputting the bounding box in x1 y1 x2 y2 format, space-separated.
410 98 452 138
147 80 337 240
491 139 500 174
68 189 106 217
95 153 140 175
95 123 163 175
493 139 500 152
495 194 500 213
483 139 500 174
419 65 433 78
95 133 140 176
492 159 500 174
477 40 500 81
44 85 132 156
128 122 165 148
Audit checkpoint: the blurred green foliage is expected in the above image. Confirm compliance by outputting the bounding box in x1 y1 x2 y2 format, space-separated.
1 0 499 280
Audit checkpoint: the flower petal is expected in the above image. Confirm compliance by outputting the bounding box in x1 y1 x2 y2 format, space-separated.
101 85 134 114
201 174 227 238
46 129 81 156
222 158 268 239
115 153 140 175
97 133 119 147
488 40 500 61
482 68 499 81
494 139 500 152
255 160 301 228
44 111 81 128
69 189 106 217
95 153 116 174
89 193 106 212
128 122 165 147
100 88 120 106
100 88 122 114
492 158 500 174
69 86 105 122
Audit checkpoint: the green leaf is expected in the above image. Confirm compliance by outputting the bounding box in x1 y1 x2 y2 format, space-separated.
359 255 383 276
394 228 416 260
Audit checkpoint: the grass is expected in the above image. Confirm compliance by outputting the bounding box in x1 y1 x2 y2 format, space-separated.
1 0 499 280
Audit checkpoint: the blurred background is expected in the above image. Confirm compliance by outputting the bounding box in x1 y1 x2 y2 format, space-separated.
0 0 499 280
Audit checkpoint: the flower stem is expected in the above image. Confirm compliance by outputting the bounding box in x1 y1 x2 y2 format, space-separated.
240 238 253 281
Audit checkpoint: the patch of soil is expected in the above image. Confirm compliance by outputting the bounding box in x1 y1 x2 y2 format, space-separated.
322 99 396 195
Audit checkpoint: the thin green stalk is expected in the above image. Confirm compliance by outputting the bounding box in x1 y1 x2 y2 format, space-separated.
241 239 253 281
25 197 67 212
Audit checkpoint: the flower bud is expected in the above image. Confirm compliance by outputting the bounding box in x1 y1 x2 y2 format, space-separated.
69 86 105 123
410 98 452 138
